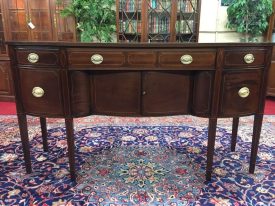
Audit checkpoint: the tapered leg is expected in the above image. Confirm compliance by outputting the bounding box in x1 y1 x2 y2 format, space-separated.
206 118 217 181
249 114 263 174
17 114 32 174
40 117 48 152
231 117 239 152
65 118 76 180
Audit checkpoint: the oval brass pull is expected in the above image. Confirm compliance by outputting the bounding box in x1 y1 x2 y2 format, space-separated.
91 54 103 64
238 87 250 98
32 87 45 98
27 53 39 63
244 54 254 64
180 54 193 64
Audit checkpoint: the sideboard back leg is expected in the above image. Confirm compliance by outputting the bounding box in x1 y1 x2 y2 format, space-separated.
65 118 76 180
206 118 218 181
18 114 32 174
40 117 48 152
231 117 239 152
249 114 263 174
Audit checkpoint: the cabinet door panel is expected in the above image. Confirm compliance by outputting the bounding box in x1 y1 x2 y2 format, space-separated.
0 61 13 97
92 71 141 115
8 0 25 9
8 9 29 40
52 0 76 42
0 2 8 55
142 71 191 115
5 0 29 40
28 0 53 41
267 61 275 96
4 0 54 41
19 68 63 116
116 0 200 43
192 71 213 116
219 70 262 116
70 71 91 116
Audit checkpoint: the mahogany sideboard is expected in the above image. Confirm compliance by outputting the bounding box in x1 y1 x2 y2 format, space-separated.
7 42 273 181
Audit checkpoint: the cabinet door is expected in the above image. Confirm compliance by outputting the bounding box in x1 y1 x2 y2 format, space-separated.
116 0 200 42
267 61 275 96
144 0 173 42
19 68 64 116
51 0 76 42
176 0 200 42
117 0 142 42
92 71 141 115
0 0 8 55
142 71 191 115
4 0 53 41
4 0 29 40
27 0 53 40
192 71 213 116
267 47 275 97
0 61 13 99
219 70 262 117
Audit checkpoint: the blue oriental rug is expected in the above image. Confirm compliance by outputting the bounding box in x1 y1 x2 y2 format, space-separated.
0 115 274 205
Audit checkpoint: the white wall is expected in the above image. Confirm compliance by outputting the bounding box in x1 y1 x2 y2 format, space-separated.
198 0 242 42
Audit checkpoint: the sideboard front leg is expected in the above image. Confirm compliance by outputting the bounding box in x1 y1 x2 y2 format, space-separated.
231 117 239 152
65 118 76 180
206 118 217 181
249 114 263 174
18 114 32 174
40 117 48 152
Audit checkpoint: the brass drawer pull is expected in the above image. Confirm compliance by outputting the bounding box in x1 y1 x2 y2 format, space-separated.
180 54 193 64
91 54 103 64
27 53 39 63
32 87 45 98
238 87 250 98
244 54 254 64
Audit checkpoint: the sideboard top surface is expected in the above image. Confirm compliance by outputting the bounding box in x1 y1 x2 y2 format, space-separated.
6 41 275 48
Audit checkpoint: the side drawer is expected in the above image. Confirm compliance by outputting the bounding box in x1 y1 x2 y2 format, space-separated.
158 50 216 69
16 48 60 67
219 70 262 117
19 69 64 116
224 48 267 68
68 50 125 69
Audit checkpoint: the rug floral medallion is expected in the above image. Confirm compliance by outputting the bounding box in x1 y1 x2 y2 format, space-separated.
76 146 204 205
0 115 274 205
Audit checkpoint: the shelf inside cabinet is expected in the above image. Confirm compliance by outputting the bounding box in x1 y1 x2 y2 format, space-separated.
176 33 197 42
148 33 171 42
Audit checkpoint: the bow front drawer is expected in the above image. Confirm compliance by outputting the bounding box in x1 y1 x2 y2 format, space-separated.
224 48 267 68
16 48 60 67
158 50 216 69
68 50 125 69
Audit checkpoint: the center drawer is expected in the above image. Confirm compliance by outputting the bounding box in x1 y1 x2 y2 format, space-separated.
68 50 125 69
68 49 217 70
159 49 216 69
